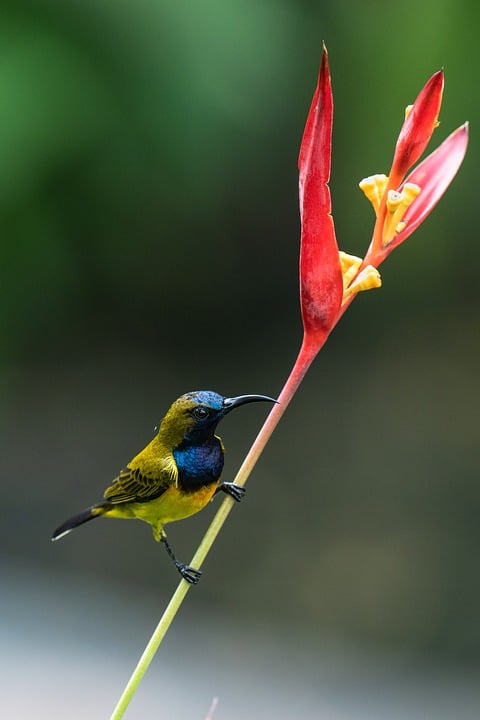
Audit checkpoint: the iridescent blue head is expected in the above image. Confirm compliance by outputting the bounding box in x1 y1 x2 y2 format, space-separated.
159 390 277 445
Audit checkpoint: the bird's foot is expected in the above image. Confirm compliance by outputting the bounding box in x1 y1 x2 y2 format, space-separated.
220 482 246 502
176 562 202 584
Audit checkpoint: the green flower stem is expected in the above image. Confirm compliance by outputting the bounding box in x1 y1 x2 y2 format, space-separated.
109 336 321 719
109 578 190 720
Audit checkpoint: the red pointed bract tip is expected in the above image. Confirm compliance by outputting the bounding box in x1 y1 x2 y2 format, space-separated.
298 45 343 345
389 70 444 189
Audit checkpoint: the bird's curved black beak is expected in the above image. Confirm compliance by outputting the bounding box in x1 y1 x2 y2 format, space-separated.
223 394 278 414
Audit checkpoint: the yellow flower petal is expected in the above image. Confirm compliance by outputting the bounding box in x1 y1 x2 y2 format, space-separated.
342 265 382 305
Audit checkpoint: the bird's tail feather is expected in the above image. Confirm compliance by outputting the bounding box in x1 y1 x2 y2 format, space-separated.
51 505 105 541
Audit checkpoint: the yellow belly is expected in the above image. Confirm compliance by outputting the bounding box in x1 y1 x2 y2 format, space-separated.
103 483 218 540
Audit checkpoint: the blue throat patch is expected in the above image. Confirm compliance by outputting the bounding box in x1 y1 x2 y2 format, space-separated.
173 438 224 491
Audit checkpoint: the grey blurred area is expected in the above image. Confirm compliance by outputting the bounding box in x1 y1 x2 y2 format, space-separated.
1 0 479 717
3 562 480 719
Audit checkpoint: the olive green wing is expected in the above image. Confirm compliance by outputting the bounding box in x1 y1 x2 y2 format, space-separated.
103 453 178 505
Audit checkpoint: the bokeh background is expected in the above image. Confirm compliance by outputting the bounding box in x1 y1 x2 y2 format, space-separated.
1 1 479 718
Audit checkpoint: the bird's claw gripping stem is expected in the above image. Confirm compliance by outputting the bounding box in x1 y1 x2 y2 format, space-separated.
161 534 202 584
175 562 202 584
219 482 246 502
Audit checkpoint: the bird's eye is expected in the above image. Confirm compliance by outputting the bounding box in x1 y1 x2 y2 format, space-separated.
193 406 210 420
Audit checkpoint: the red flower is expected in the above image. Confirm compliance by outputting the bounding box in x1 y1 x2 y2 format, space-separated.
361 71 468 266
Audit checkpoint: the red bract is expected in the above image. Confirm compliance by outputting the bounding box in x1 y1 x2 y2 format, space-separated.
389 71 444 189
298 45 343 346
364 71 468 265
392 123 469 250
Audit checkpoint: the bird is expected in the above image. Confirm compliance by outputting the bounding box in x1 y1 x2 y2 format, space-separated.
52 390 276 583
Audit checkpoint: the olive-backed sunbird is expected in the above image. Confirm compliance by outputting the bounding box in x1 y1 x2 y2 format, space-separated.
52 390 276 583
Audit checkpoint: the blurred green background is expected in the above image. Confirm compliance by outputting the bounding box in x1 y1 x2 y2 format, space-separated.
1 0 479 717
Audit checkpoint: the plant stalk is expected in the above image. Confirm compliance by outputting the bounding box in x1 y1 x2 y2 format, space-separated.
109 335 321 719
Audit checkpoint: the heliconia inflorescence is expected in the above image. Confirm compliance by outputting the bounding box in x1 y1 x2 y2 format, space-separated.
298 44 468 349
